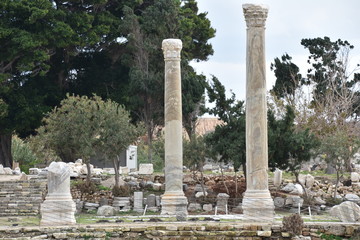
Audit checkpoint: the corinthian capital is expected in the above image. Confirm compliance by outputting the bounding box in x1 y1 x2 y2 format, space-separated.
243 4 268 28
162 39 182 60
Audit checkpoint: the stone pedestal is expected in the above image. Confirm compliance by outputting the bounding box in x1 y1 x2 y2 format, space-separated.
161 39 188 216
40 162 76 225
133 192 144 213
242 4 274 221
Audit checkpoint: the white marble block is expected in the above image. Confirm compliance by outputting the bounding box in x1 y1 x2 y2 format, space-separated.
40 162 76 225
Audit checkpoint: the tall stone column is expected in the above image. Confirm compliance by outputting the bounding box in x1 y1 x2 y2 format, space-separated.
242 4 274 221
161 39 188 217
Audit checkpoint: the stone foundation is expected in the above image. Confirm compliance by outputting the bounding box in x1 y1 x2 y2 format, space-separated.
0 222 359 239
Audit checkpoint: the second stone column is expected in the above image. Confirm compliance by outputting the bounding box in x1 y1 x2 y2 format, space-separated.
160 39 188 218
242 4 274 221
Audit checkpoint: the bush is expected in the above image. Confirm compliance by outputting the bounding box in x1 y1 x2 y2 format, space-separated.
137 137 164 172
282 213 303 236
73 180 98 199
11 136 41 174
112 185 131 197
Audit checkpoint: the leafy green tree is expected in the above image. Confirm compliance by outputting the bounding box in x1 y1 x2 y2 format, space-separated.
0 0 119 168
184 135 209 197
271 37 360 173
270 53 302 102
268 106 318 182
318 130 360 198
204 76 246 171
120 0 215 162
35 94 140 183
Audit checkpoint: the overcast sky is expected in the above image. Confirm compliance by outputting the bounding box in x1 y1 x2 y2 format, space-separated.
191 0 360 101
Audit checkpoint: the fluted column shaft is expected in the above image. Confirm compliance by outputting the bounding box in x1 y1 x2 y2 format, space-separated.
242 4 274 221
161 39 188 216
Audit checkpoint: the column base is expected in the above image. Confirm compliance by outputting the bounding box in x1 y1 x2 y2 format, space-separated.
242 189 274 222
161 191 188 216
40 199 76 226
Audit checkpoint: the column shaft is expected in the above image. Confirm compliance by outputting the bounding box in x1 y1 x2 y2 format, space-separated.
161 39 188 216
242 4 274 221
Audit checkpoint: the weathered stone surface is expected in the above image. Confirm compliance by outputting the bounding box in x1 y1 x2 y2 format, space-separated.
274 197 285 208
195 191 208 198
3 167 13 175
282 183 304 195
0 164 4 175
161 39 188 216
133 191 144 212
40 161 76 226
330 201 360 222
188 203 201 212
345 193 360 203
273 169 282 188
97 205 115 216
242 4 274 221
138 164 154 175
216 193 230 212
203 204 213 212
351 172 360 182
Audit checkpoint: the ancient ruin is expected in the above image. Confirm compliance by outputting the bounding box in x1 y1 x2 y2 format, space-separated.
160 39 188 216
241 4 275 221
40 161 76 225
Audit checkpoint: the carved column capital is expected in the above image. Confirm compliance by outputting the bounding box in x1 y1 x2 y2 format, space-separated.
243 4 268 28
162 39 182 60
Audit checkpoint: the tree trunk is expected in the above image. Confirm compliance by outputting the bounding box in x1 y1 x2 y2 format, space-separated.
113 156 120 188
0 134 12 168
220 166 229 195
146 123 153 163
86 161 91 183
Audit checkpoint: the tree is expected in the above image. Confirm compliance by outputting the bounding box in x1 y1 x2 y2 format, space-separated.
1 0 215 168
0 0 119 167
318 130 360 198
204 76 246 172
35 94 140 183
120 0 215 162
268 105 318 182
183 135 209 198
271 37 360 174
94 98 141 188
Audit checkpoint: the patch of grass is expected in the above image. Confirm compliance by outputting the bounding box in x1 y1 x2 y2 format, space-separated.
76 213 98 224
0 216 40 227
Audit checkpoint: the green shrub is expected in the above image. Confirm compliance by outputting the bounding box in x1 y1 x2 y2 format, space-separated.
137 137 164 172
11 136 41 174
112 185 131 197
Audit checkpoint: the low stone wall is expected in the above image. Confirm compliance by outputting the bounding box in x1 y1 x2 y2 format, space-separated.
1 222 360 239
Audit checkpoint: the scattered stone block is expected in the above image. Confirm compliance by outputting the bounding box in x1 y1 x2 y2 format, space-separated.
274 197 285 208
345 193 360 203
188 203 201 212
195 191 208 198
97 205 116 216
351 172 360 182
3 167 13 175
273 169 282 188
216 193 230 212
330 201 360 222
113 197 131 211
133 192 144 212
203 204 213 212
138 164 153 175
29 168 40 175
